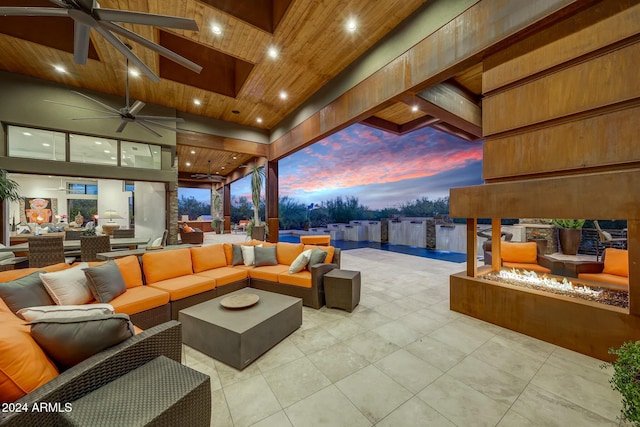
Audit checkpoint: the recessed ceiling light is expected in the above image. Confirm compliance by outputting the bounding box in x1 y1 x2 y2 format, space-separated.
211 24 222 35
346 18 357 32
95 141 102 145
54 65 66 73
186 162 191 166
42 143 50 147
104 150 110 154
190 150 196 154
256 117 263 123
411 105 419 112
129 69 140 77
110 156 116 160
268 47 278 59
279 91 287 100
216 171 219 174
232 156 237 160
193 99 201 105
221 166 225 170
22 132 32 136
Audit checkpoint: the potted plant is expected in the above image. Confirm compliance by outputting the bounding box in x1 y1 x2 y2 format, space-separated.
248 164 267 240
211 190 223 234
0 170 21 234
604 341 640 425
553 219 585 255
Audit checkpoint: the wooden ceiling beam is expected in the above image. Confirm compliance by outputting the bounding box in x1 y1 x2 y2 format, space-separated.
360 114 440 135
177 132 268 156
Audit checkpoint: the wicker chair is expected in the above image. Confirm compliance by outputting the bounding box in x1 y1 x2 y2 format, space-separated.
28 236 66 268
0 322 213 427
80 235 111 262
179 229 203 245
112 229 135 238
64 230 82 240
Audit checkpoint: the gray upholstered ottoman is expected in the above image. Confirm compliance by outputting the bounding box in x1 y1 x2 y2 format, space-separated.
324 269 361 312
179 288 302 370
58 356 211 427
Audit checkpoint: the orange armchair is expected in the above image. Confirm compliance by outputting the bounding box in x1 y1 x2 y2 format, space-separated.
572 248 628 288
485 241 560 274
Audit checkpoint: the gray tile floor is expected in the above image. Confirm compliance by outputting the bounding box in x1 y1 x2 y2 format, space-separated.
183 245 623 426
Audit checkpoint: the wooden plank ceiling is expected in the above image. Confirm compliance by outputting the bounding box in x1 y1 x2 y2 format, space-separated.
0 0 483 178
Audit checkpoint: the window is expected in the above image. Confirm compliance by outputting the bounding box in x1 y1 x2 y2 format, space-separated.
69 134 118 166
68 183 98 195
7 125 65 161
121 141 161 169
67 199 98 226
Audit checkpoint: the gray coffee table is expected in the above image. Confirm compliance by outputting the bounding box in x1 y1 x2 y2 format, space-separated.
179 288 302 370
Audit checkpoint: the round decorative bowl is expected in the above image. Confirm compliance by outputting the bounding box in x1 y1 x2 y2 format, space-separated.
220 293 259 309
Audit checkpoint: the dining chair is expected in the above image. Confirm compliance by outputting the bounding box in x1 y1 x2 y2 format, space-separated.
593 220 627 261
28 236 67 268
64 230 83 240
113 229 135 238
80 235 111 262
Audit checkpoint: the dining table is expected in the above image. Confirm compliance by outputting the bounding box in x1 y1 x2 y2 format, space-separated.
0 237 150 253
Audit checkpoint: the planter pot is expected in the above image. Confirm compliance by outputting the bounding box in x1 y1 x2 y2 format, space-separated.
528 238 548 255
251 225 266 241
558 228 581 255
212 221 223 234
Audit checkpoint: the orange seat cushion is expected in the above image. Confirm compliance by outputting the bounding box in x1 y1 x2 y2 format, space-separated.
194 267 248 286
603 248 628 277
300 236 330 246
501 242 538 264
276 243 304 265
114 256 144 288
502 261 551 274
303 245 335 264
190 245 227 273
0 312 58 403
142 249 193 284
278 270 312 288
133 325 144 335
108 286 170 316
249 265 290 282
0 298 11 315
147 275 215 301
232 265 253 272
579 273 629 288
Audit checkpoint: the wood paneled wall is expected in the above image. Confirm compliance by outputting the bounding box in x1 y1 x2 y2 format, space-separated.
450 0 640 357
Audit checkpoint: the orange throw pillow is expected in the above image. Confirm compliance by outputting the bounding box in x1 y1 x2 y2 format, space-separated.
190 245 227 273
0 313 58 403
603 248 629 277
114 256 144 288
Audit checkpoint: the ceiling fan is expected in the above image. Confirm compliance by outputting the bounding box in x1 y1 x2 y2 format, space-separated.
0 0 203 81
43 178 70 193
191 160 224 182
44 52 185 137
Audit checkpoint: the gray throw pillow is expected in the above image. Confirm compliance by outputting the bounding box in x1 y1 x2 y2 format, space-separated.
0 271 53 315
308 248 328 268
83 261 127 303
29 313 135 371
232 244 244 266
254 246 278 267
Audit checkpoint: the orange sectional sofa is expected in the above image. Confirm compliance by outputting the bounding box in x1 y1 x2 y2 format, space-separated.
485 241 561 274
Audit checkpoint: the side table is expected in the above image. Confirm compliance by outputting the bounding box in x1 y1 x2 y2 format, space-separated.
324 269 361 312
58 356 211 427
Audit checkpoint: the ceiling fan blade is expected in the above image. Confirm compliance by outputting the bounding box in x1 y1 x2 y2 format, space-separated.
100 22 202 73
73 21 91 65
94 24 160 82
93 9 198 31
129 100 146 115
71 116 120 120
44 99 116 115
74 0 96 13
142 120 192 134
135 115 183 122
135 121 162 137
71 91 121 114
0 7 68 17
115 120 128 133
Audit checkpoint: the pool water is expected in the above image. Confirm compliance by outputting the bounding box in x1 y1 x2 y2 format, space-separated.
278 235 466 263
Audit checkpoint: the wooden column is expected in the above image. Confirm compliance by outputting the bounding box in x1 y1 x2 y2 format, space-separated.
629 219 639 315
466 218 477 278
266 160 279 243
491 218 502 272
223 183 231 234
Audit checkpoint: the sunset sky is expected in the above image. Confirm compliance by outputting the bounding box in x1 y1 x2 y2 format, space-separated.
230 123 484 210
